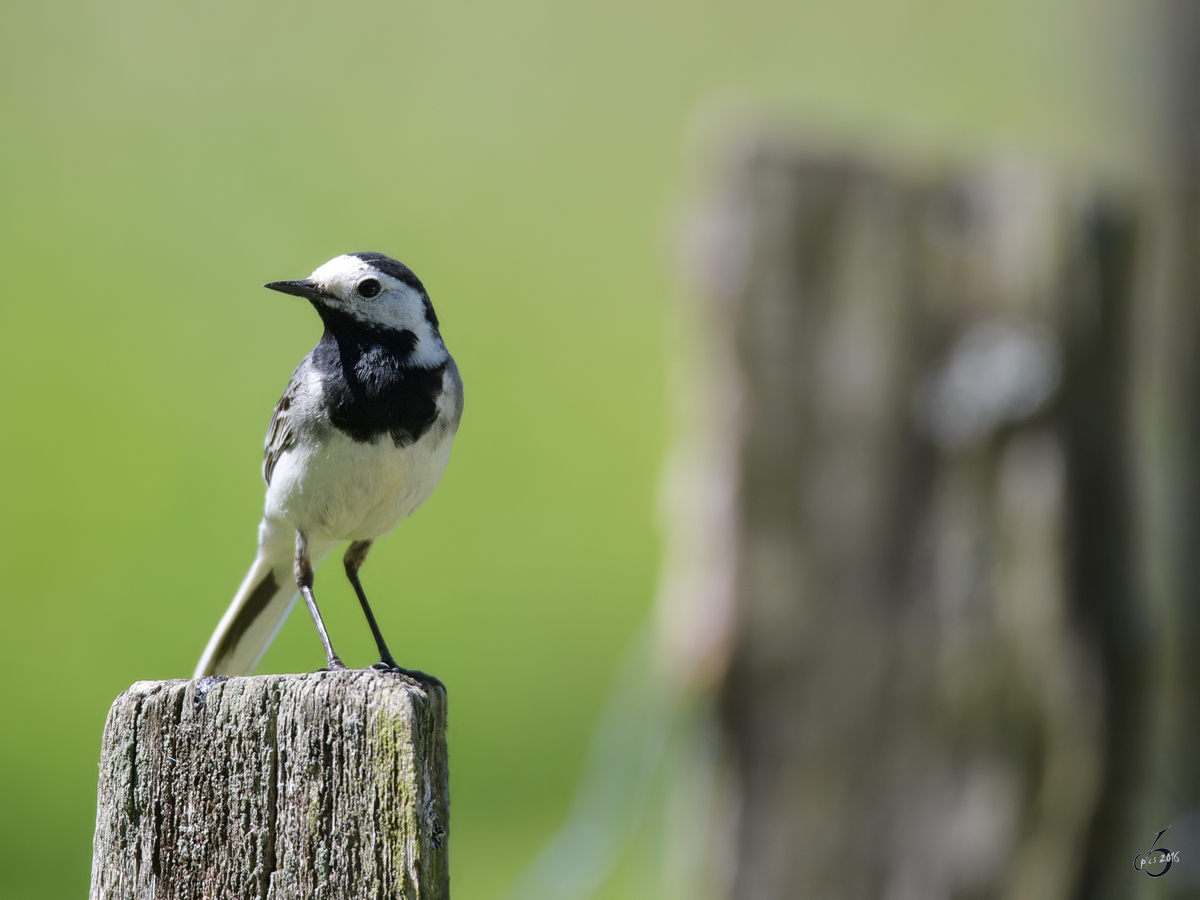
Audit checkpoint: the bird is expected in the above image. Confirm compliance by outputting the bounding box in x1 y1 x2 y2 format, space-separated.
194 252 463 682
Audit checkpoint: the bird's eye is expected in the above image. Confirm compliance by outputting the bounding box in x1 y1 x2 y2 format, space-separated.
357 278 381 298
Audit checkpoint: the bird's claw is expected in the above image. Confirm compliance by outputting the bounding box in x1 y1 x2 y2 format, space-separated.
370 660 445 691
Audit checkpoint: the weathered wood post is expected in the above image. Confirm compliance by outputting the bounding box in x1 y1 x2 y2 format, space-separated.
89 671 449 900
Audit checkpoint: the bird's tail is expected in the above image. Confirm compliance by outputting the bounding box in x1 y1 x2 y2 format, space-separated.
194 549 299 678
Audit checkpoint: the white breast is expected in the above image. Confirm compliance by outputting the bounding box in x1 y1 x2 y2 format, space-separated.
264 424 456 544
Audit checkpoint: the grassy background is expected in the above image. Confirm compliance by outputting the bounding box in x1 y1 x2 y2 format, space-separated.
0 1 1157 897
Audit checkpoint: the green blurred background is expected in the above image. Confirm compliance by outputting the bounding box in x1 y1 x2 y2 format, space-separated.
0 1 1159 897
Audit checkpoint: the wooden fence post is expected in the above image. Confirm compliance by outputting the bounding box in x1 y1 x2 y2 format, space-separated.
662 142 1147 898
89 670 449 900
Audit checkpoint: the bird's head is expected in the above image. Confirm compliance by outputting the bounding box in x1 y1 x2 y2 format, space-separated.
266 252 445 365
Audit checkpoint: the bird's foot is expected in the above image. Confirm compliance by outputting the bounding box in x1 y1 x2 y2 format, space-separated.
316 656 348 673
370 660 445 691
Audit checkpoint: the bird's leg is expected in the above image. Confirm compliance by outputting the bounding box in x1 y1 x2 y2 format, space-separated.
296 530 346 671
343 540 397 668
345 540 444 689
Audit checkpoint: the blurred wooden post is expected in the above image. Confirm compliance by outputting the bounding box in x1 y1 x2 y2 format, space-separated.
666 143 1146 899
1153 0 1200 865
89 671 449 900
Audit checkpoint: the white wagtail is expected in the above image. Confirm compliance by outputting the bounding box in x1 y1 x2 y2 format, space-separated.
194 252 463 682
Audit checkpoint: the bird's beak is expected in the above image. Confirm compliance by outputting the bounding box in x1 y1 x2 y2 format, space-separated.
264 279 335 302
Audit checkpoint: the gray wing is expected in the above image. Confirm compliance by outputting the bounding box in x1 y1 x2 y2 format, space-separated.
263 372 301 486
444 356 465 431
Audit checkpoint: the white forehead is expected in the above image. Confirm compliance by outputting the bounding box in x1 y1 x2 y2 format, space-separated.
309 255 385 292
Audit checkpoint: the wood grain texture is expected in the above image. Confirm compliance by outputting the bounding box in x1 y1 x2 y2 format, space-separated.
90 671 448 900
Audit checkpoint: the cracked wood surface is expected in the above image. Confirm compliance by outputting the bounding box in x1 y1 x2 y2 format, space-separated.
89 671 449 900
